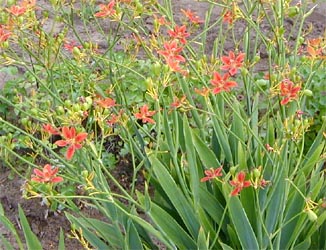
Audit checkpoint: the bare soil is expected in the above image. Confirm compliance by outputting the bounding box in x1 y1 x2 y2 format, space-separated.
1 0 326 249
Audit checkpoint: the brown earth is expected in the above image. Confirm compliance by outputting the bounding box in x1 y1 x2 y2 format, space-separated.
1 0 326 249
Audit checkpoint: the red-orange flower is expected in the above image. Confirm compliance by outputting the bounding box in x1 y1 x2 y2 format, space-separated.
170 96 187 109
0 26 11 42
181 9 204 24
157 40 186 73
221 51 245 76
134 105 156 124
94 1 116 18
6 5 27 16
167 25 190 44
230 171 251 196
200 166 223 182
157 40 185 62
223 10 234 24
279 79 301 105
55 127 88 160
31 164 63 183
43 124 60 135
195 87 210 97
64 40 82 52
210 72 237 94
95 97 117 109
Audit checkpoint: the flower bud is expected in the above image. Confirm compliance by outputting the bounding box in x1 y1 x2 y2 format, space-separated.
253 168 261 178
56 106 65 115
306 209 318 222
288 6 299 18
21 117 29 126
72 47 81 57
303 89 313 97
241 68 248 77
64 100 72 108
72 104 81 112
230 166 237 176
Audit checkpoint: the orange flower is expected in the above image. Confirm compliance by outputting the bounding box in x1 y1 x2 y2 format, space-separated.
95 97 117 109
195 87 210 97
55 127 88 160
170 95 187 109
134 105 156 124
6 5 27 16
154 15 170 26
210 72 237 94
167 25 190 44
229 171 251 196
279 79 301 105
221 51 245 76
0 25 11 42
223 10 234 24
157 40 186 73
63 40 82 52
31 164 63 183
200 167 223 182
306 38 325 58
94 1 116 18
157 40 185 62
181 9 204 24
43 124 60 135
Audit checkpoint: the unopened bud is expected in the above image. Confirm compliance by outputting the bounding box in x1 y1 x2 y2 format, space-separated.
306 209 318 222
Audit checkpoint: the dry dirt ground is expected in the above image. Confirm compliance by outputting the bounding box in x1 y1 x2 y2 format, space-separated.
1 1 326 249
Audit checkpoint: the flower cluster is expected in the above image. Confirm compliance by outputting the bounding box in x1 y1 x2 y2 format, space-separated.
209 51 245 95
201 166 268 196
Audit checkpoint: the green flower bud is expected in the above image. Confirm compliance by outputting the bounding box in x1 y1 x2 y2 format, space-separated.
253 55 260 63
30 108 38 116
56 105 65 115
288 6 299 18
253 168 261 178
306 209 318 222
152 61 161 76
85 96 93 106
21 117 29 126
255 79 269 88
72 104 81 112
64 100 72 108
298 36 305 45
230 166 237 176
72 47 81 57
241 68 248 77
303 89 313 97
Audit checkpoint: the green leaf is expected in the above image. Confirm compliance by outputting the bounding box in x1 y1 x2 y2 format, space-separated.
263 172 285 248
150 155 200 239
18 205 42 250
280 174 306 248
66 213 110 249
219 241 234 250
147 201 197 249
58 228 65 250
184 116 200 204
293 237 311 250
197 227 208 250
125 219 143 250
198 187 226 232
0 214 23 249
192 130 221 167
227 196 259 250
0 235 14 250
